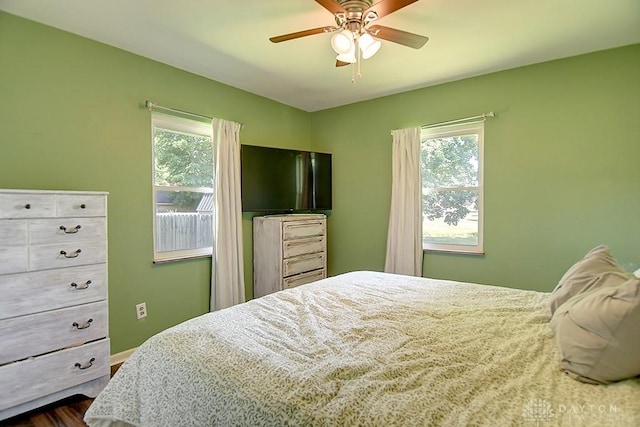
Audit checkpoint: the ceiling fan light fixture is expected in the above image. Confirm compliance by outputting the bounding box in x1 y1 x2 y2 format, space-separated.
330 29 354 55
359 32 381 59
336 43 357 63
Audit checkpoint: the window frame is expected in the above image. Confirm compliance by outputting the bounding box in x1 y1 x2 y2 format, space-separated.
420 121 484 255
151 112 214 263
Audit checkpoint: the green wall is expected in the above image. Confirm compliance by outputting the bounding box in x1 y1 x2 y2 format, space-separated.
0 12 312 354
311 44 640 291
2 11 639 354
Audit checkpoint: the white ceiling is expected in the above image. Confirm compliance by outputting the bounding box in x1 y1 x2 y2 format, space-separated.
1 0 639 112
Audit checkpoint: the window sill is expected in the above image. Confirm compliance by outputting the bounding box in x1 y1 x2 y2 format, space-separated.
423 248 485 256
153 253 212 264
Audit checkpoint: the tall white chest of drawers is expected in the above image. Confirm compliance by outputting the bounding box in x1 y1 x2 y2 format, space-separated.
253 214 327 298
0 189 110 421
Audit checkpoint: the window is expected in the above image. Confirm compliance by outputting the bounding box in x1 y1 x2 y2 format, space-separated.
421 122 483 254
152 113 214 262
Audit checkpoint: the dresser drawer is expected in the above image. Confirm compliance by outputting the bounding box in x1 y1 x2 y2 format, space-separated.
29 217 106 245
0 301 108 365
0 338 110 411
56 194 106 217
283 269 326 289
0 221 28 274
29 241 106 271
0 246 28 275
0 220 28 246
283 236 325 259
283 253 325 277
0 264 107 320
0 194 56 219
282 220 324 240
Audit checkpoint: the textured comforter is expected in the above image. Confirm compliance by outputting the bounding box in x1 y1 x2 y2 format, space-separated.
85 271 640 426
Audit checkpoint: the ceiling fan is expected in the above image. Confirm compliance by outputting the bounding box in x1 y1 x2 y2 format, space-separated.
269 0 428 79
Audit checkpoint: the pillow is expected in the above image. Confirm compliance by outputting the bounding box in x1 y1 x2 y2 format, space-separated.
549 245 633 314
549 277 640 384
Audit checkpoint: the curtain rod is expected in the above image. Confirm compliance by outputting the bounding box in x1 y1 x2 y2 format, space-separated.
421 111 495 129
145 100 244 128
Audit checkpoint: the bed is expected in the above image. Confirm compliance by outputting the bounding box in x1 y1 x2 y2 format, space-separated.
84 270 640 426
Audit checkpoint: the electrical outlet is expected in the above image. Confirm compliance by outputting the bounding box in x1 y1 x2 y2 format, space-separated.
136 302 147 320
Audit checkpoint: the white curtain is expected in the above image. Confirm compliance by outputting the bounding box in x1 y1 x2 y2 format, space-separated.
384 127 423 276
210 118 245 311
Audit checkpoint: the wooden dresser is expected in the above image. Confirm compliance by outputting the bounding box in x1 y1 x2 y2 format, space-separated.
0 189 110 421
253 214 327 298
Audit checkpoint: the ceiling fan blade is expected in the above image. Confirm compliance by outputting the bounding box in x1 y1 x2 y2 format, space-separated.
269 27 330 43
315 0 346 15
364 0 419 20
336 60 350 67
368 25 428 49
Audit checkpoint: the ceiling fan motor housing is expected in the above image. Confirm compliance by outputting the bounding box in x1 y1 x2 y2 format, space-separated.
337 0 373 8
334 0 377 33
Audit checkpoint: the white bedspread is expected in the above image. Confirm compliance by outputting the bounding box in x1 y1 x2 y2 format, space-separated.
85 271 640 426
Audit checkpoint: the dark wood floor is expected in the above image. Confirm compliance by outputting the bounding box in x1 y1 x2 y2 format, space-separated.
0 396 94 427
0 364 122 427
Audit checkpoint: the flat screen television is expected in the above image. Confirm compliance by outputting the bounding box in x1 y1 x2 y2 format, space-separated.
241 145 332 212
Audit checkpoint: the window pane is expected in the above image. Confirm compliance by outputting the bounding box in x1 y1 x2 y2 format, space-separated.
155 190 213 253
421 134 479 188
421 122 483 253
153 128 213 187
151 113 214 261
423 189 479 246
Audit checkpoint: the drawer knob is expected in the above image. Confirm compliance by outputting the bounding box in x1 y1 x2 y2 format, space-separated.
80 204 86 209
72 318 93 330
60 249 82 258
60 224 82 234
24 203 31 209
74 357 95 370
70 280 92 290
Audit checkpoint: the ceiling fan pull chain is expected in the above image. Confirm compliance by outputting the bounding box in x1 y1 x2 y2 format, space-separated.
357 37 362 79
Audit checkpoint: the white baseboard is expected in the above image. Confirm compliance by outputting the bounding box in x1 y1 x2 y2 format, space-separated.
110 347 138 366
